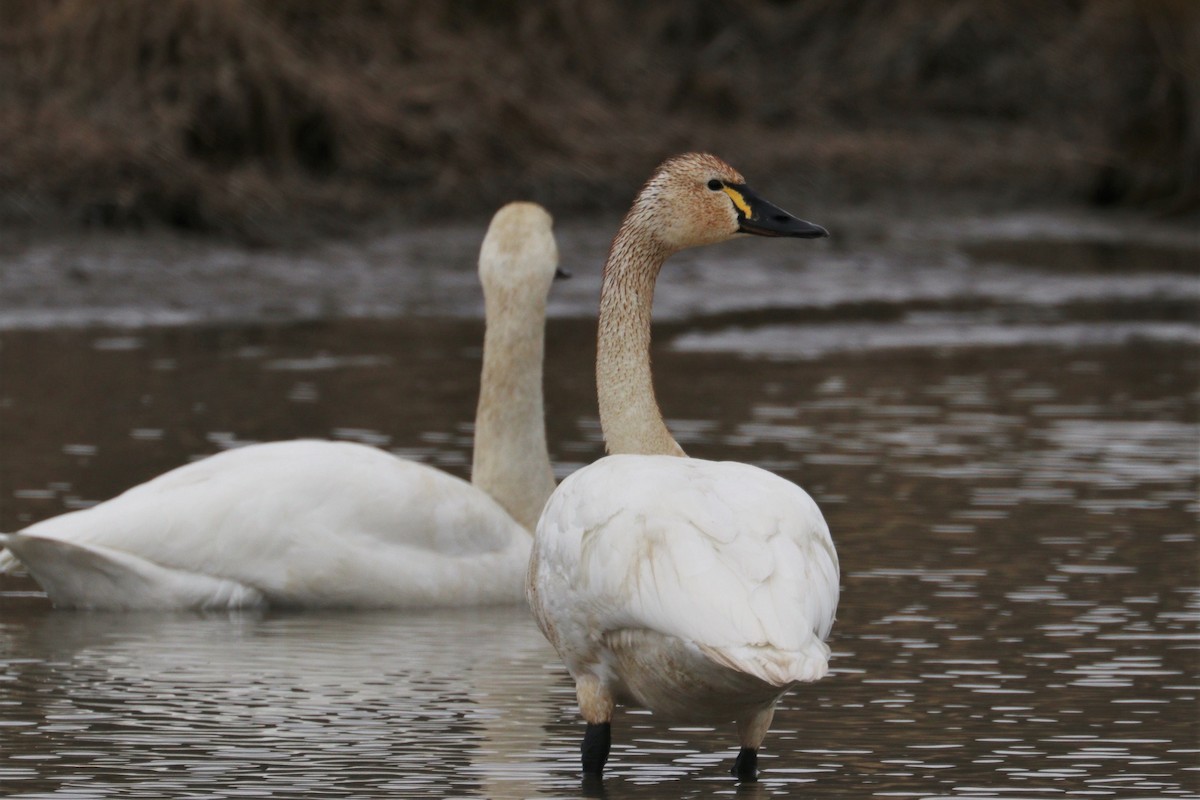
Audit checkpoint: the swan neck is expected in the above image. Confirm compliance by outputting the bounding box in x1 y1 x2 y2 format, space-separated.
471 290 556 532
596 224 685 457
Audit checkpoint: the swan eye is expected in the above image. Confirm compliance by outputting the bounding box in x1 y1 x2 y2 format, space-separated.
706 179 722 191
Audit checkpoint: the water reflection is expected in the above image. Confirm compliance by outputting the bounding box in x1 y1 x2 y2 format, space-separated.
1 608 577 798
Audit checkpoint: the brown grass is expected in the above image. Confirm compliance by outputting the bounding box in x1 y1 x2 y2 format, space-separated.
0 0 1195 238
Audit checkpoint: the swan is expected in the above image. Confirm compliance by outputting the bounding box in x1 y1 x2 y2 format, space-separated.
0 201 562 611
526 153 839 782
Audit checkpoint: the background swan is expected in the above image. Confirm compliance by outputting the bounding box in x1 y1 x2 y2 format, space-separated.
1 201 561 611
527 154 839 781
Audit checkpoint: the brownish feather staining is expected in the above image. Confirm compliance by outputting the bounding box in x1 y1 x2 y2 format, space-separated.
575 674 615 725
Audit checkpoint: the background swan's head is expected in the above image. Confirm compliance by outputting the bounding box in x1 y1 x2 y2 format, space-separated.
627 152 828 253
479 202 559 303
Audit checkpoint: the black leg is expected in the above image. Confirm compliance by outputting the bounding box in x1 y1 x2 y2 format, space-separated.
732 746 758 781
580 773 607 799
581 721 611 775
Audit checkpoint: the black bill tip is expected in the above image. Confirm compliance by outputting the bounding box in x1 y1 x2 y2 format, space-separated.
740 215 829 239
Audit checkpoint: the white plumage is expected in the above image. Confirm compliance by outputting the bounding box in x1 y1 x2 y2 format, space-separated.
527 153 835 780
1 202 560 611
531 455 838 711
4 441 529 609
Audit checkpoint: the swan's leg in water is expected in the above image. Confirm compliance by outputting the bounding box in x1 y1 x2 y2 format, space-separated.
732 705 775 781
577 675 614 775
582 723 611 775
733 748 757 781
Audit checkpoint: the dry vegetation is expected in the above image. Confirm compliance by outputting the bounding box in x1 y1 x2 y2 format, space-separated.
0 0 1196 238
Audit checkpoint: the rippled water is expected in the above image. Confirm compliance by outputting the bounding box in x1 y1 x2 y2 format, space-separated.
1 211 1198 798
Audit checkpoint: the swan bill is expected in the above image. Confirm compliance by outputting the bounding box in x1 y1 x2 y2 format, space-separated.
728 183 828 239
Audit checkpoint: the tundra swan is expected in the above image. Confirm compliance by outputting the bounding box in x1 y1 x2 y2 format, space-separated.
527 154 838 781
0 202 561 610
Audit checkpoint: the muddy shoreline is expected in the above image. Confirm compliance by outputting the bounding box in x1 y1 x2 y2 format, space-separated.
2 201 1197 332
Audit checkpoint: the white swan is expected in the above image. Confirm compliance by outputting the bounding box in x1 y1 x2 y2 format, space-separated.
527 154 839 781
0 202 561 611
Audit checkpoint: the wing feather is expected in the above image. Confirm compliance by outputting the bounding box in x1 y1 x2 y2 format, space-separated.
13 440 529 608
536 454 839 686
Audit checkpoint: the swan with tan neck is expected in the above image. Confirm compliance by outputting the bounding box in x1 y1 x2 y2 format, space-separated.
0 202 561 610
527 154 838 781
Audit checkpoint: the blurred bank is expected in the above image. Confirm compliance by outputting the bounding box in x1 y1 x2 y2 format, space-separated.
0 0 1196 240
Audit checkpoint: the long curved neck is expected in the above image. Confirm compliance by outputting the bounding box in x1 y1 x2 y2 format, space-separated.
471 290 556 532
596 223 686 457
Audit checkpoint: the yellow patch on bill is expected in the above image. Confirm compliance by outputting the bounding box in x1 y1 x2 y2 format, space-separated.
721 186 753 219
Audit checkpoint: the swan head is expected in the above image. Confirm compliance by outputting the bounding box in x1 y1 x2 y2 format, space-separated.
479 202 561 302
626 153 828 253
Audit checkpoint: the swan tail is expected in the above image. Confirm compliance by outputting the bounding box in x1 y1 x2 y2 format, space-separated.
698 640 830 688
0 533 265 611
0 533 20 573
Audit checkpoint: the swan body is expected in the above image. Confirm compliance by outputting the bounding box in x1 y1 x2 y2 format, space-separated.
531 455 838 709
1 202 561 611
527 153 837 780
2 441 529 610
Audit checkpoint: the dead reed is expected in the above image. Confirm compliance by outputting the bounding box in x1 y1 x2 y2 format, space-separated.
0 0 1194 236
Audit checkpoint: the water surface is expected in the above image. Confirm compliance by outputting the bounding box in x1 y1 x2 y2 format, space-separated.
1 210 1197 798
